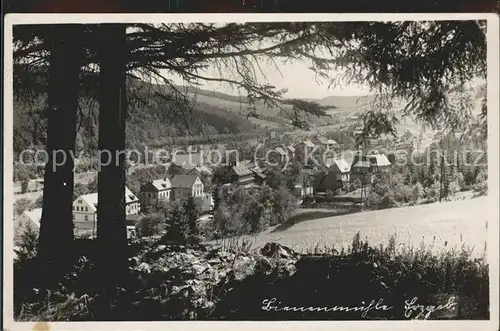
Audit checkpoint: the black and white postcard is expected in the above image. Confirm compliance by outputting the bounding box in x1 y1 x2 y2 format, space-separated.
3 13 499 331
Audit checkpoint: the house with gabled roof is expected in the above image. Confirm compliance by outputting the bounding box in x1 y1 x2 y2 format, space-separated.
225 165 256 187
350 150 392 184
139 177 172 209
314 159 351 194
170 174 204 202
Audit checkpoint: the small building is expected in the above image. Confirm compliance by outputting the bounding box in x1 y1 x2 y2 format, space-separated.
330 159 351 182
314 158 349 194
225 165 256 187
350 151 391 184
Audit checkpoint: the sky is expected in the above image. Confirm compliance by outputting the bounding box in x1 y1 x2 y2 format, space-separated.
165 58 373 100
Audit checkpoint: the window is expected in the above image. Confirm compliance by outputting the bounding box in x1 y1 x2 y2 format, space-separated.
78 200 82 204
84 215 88 221
85 207 88 212
76 206 79 211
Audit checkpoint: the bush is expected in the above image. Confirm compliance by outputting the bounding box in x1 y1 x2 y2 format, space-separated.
270 187 297 226
136 213 166 237
473 168 488 196
347 179 362 192
302 194 315 206
13 233 489 321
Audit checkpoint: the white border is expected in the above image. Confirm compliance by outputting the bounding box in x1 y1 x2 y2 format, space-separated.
3 13 499 331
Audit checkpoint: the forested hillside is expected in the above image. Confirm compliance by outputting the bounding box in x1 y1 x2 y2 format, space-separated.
14 74 341 155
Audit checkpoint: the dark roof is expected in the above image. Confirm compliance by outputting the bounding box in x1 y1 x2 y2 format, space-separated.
170 175 199 188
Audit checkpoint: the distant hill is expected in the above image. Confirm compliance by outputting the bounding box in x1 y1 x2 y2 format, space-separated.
13 69 486 155
316 94 377 111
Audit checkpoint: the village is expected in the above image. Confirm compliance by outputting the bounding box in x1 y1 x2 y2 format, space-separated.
14 125 448 243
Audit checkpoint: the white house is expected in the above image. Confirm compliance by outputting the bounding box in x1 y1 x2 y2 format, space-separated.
73 187 140 235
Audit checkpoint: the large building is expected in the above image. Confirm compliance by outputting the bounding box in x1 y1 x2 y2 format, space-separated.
140 174 212 212
73 187 140 235
139 177 172 209
170 175 204 201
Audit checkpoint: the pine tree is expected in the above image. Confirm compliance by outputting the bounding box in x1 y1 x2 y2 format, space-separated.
183 196 199 237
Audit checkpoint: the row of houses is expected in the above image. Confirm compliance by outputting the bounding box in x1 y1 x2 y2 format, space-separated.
15 173 213 241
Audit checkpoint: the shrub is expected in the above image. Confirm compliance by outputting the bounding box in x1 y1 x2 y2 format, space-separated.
162 198 201 244
302 194 315 206
411 182 424 203
14 226 38 262
14 198 32 216
270 187 297 226
136 213 166 237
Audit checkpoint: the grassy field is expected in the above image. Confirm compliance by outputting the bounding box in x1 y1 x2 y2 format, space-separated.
235 196 489 259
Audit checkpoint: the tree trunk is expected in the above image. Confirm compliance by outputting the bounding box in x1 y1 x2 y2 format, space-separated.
38 25 83 281
96 24 128 286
